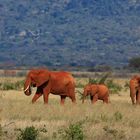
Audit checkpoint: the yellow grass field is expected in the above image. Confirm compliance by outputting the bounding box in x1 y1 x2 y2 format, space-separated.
0 76 140 140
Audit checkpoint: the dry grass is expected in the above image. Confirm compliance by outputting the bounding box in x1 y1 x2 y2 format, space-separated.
0 77 140 140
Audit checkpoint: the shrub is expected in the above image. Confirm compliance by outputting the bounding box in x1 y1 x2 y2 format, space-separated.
78 72 123 100
0 80 24 90
113 111 123 121
89 72 110 84
106 79 122 94
57 122 84 140
103 126 125 140
76 90 90 100
88 78 98 84
1 82 15 90
123 81 129 91
14 80 24 90
89 73 122 94
128 57 140 71
0 124 8 138
17 126 39 140
100 114 108 122
76 83 85 88
0 124 2 137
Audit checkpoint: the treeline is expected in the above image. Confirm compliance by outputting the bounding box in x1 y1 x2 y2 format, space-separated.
0 0 140 68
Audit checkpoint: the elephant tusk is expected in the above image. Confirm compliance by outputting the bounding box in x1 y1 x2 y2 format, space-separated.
24 85 30 92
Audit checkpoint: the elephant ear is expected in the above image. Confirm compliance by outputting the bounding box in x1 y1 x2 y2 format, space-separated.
31 69 50 87
136 76 140 83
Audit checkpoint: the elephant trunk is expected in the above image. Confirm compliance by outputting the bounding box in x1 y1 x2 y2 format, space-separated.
130 84 136 105
24 77 32 96
82 92 87 103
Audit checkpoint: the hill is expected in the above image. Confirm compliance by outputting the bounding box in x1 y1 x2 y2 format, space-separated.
0 0 140 69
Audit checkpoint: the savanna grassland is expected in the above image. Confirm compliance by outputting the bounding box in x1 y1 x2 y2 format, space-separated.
0 76 140 140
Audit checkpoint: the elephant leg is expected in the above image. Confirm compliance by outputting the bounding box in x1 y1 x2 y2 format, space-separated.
43 93 49 104
32 87 43 103
69 93 76 103
70 95 76 103
91 94 98 104
103 95 109 104
60 95 66 105
43 87 50 104
103 98 109 104
130 89 137 105
67 84 76 103
136 90 140 105
32 93 42 103
131 96 135 105
82 95 86 104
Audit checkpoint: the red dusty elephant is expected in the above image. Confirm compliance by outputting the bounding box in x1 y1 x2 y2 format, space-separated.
129 75 140 105
82 84 109 104
24 69 76 104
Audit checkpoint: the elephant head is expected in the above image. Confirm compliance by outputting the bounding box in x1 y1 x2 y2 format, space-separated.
130 75 140 104
82 84 92 103
24 69 50 96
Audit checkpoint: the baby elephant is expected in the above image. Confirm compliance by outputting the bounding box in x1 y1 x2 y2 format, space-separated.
82 84 109 104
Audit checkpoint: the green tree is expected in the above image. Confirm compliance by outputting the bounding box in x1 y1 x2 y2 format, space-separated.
128 57 140 71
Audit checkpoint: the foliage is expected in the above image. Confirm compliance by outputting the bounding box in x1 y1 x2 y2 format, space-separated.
103 126 125 140
76 83 85 88
0 80 24 90
17 126 39 140
128 57 140 71
57 122 84 140
0 124 3 137
89 72 111 84
78 72 123 100
88 78 99 84
100 114 109 122
106 80 122 94
89 73 122 94
113 111 123 121
124 81 129 91
0 124 8 138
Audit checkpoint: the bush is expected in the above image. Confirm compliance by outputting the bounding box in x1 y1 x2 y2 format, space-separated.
0 80 24 90
89 72 111 84
106 80 122 94
123 81 129 91
113 111 123 121
0 124 3 137
17 126 39 140
89 73 123 94
78 73 123 100
100 114 109 122
1 82 15 90
88 78 99 84
103 126 125 140
128 57 140 71
57 122 84 140
0 124 8 138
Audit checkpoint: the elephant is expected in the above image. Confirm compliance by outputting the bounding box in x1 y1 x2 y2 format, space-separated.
82 84 109 104
24 69 76 104
129 75 140 105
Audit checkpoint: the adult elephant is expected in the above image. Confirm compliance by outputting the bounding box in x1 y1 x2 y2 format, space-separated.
82 84 109 104
130 75 140 105
24 69 76 104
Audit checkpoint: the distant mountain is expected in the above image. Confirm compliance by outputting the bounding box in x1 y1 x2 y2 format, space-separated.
0 0 140 69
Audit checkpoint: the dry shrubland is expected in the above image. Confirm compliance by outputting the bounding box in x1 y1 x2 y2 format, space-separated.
0 76 140 140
